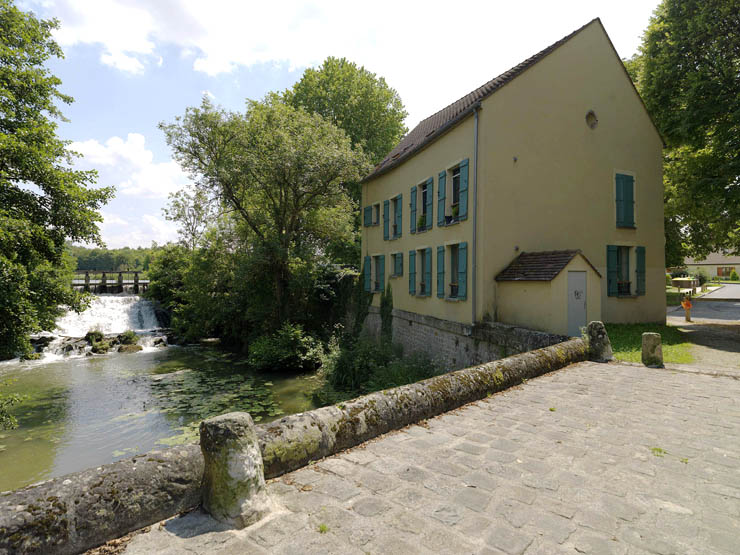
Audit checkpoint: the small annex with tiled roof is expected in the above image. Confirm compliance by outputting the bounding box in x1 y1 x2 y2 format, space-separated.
496 251 602 337
360 17 665 355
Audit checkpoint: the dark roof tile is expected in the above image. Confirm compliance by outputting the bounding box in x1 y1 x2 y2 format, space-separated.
496 250 601 281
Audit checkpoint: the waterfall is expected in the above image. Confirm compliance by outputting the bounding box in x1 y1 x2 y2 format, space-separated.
55 294 161 337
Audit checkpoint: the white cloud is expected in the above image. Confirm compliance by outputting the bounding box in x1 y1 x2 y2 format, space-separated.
70 133 189 199
45 0 659 126
99 212 179 248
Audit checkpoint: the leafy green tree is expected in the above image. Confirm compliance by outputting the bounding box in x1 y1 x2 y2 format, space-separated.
285 57 407 166
633 0 740 258
163 186 214 250
0 1 112 359
160 96 369 329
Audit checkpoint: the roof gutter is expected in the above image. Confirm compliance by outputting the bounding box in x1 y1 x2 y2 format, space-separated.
472 102 481 325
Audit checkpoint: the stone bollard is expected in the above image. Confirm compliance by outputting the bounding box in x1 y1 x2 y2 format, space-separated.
586 321 614 362
200 412 271 528
641 332 664 368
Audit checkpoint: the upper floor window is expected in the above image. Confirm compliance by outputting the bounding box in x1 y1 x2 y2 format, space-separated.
372 203 380 225
438 159 469 226
383 195 402 240
616 173 635 228
362 202 381 227
411 178 433 233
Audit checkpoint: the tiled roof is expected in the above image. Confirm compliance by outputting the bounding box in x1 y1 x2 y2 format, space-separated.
496 250 601 282
685 253 740 265
363 18 600 182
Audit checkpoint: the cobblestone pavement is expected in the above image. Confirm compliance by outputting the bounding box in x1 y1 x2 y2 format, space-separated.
123 361 740 555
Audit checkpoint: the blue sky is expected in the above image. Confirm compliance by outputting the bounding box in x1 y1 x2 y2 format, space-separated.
23 0 659 248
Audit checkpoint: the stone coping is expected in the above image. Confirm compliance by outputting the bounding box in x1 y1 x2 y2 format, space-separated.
0 338 587 555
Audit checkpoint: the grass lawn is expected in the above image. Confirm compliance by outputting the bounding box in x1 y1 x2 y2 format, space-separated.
605 323 693 364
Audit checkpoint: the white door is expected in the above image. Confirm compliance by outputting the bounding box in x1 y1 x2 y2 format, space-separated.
567 271 587 337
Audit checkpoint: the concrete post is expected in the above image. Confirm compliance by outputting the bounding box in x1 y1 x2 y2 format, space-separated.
101 272 107 294
199 412 270 529
84 271 90 292
134 271 139 294
586 321 614 362
641 332 663 368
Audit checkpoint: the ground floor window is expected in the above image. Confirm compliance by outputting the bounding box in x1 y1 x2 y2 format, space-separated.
607 244 645 297
617 246 631 296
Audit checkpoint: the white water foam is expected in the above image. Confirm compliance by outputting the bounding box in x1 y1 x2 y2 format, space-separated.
55 294 160 337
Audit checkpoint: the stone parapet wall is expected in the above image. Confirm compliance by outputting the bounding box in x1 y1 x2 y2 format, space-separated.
364 306 568 370
0 337 587 555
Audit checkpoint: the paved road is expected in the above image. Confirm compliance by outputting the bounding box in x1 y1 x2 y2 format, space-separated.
667 299 740 323
122 361 740 555
700 283 740 300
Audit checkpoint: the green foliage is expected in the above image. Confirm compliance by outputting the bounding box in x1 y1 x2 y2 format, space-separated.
119 330 138 345
285 57 407 167
247 323 323 373
84 330 104 344
66 244 161 272
665 274 672 287
0 380 21 430
731 270 739 282
365 352 439 392
0 1 112 359
327 338 399 392
604 323 693 364
91 340 111 354
160 95 369 331
380 283 393 341
632 0 740 257
693 268 709 286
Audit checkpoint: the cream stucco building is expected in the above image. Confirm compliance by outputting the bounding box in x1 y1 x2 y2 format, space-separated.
361 18 666 340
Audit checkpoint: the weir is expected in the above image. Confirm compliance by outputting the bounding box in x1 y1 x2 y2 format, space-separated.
71 270 150 294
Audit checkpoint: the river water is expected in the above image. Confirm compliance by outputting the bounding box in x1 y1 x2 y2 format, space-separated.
0 295 318 492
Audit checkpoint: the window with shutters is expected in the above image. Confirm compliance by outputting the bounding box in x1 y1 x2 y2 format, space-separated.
412 178 433 232
372 255 384 292
420 182 429 229
372 203 380 225
607 244 645 297
615 173 635 228
390 252 403 277
415 247 432 297
392 195 402 238
439 159 469 225
443 242 467 300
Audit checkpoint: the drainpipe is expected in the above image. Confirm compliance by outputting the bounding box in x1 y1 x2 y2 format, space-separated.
472 103 481 325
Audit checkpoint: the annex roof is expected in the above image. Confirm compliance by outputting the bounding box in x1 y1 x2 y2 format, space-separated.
364 17 663 183
495 250 601 282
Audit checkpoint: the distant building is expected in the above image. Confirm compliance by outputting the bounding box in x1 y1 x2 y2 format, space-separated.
361 18 665 360
684 253 740 279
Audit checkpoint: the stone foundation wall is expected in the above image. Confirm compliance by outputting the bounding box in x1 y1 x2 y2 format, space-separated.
364 306 568 370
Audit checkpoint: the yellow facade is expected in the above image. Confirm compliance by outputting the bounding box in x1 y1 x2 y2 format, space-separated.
362 20 665 334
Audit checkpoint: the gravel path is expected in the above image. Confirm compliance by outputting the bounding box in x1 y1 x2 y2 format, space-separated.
121 361 740 555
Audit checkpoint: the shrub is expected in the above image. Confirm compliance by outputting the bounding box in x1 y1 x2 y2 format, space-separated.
248 322 323 373
665 273 672 287
670 268 687 278
694 268 709 286
118 330 138 345
91 340 111 354
365 352 439 391
731 270 739 281
84 330 104 344
326 338 399 391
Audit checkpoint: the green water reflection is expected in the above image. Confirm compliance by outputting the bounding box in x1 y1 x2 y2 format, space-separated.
0 346 319 492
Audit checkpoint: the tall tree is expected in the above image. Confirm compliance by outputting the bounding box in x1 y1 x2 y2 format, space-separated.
160 96 370 328
634 0 740 259
0 0 113 359
285 57 407 167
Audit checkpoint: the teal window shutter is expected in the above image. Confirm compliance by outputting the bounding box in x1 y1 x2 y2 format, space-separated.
459 159 469 220
458 242 467 300
383 200 389 240
410 186 417 234
636 246 646 295
607 245 618 296
438 171 446 226
363 206 372 227
615 175 625 226
424 247 432 297
409 250 416 295
624 175 635 227
363 256 371 292
425 177 433 230
379 255 385 291
437 246 445 298
396 252 403 276
395 194 402 238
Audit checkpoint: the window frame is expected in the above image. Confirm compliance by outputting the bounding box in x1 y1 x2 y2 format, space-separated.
615 171 636 229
